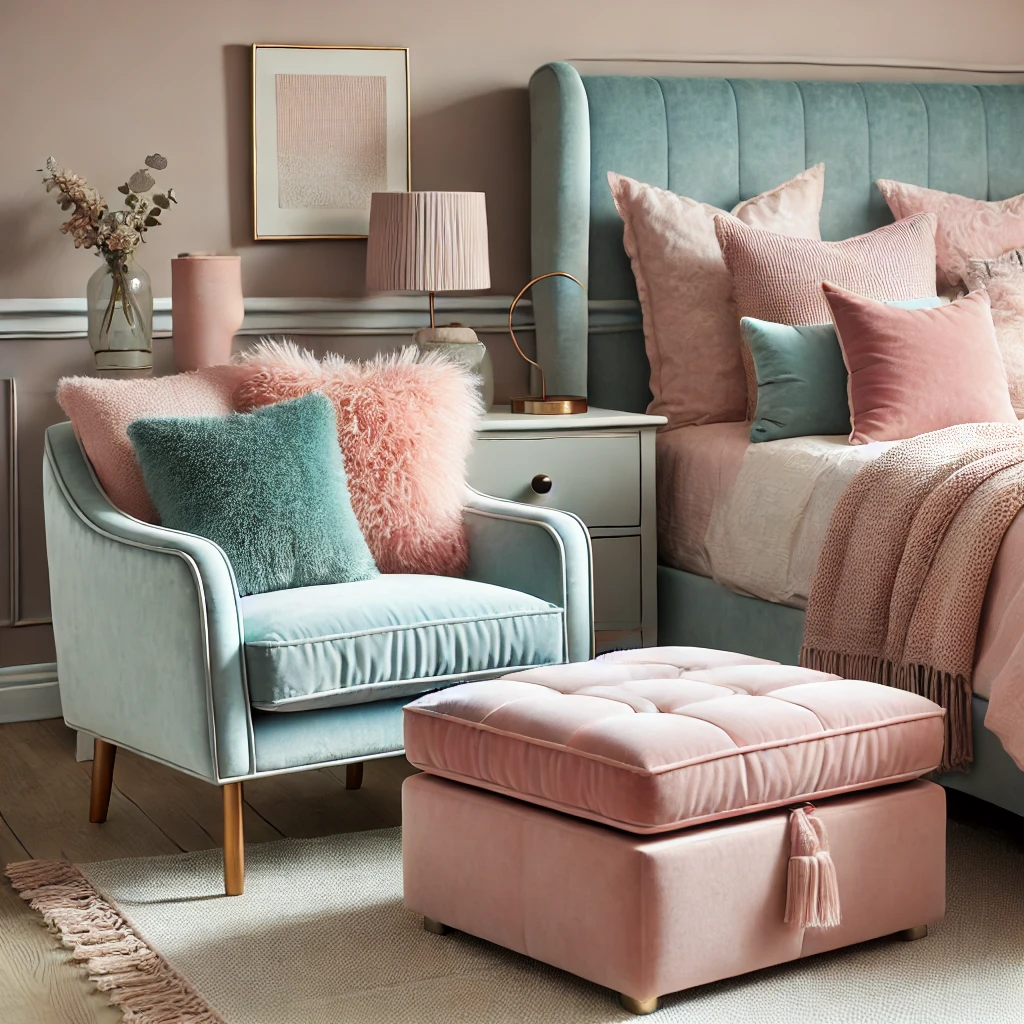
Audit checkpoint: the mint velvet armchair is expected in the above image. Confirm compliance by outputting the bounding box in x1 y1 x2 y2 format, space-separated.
42 422 593 894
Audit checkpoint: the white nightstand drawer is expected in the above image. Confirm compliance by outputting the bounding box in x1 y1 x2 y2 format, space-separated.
593 537 641 628
468 433 640 527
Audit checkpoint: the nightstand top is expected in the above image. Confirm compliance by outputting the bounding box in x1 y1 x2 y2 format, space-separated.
478 406 667 432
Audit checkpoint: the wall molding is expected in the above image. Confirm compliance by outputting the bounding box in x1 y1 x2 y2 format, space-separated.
0 663 61 723
0 296 641 340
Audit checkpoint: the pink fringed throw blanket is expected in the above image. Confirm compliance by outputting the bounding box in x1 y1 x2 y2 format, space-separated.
800 422 1024 770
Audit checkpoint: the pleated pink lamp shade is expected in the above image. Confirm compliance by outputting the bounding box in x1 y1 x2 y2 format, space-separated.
366 191 490 332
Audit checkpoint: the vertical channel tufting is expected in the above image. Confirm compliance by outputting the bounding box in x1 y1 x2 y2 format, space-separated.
911 84 931 189
655 77 670 196
726 79 741 205
976 86 992 200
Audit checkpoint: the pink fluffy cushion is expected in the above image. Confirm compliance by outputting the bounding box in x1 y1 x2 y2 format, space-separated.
876 179 1024 291
234 341 483 577
57 365 248 521
823 283 1016 444
716 212 938 327
608 163 825 427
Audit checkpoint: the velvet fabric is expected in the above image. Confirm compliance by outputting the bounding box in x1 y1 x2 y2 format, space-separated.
404 649 944 833
128 393 379 597
824 284 1016 444
403 774 946 1004
242 574 564 712
608 165 823 427
877 179 1024 290
716 213 939 326
742 297 944 442
235 341 482 578
529 64 1024 413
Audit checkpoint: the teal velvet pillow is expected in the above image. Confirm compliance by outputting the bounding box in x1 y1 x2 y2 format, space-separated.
742 297 944 442
127 392 379 596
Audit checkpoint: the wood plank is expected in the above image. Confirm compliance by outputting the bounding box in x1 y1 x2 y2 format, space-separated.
76 746 284 853
325 756 419 828
243 765 389 838
0 720 179 862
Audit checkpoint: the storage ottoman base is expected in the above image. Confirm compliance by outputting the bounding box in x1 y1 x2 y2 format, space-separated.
402 774 945 1012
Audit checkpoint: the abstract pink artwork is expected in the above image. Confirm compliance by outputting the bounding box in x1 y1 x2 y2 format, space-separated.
274 74 387 210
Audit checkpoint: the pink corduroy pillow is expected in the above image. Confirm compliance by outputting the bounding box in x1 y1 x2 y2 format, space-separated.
876 179 1024 291
716 212 939 328
234 340 483 577
823 283 1016 445
56 365 249 521
608 164 825 426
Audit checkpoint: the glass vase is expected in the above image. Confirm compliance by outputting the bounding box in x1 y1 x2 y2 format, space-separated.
87 257 153 370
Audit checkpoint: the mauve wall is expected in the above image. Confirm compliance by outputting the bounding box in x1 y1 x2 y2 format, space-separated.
5 0 1024 300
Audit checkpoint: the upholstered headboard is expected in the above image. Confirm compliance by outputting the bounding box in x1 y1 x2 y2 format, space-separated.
529 61 1024 412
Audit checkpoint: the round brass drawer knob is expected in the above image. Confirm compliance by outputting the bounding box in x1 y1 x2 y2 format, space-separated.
531 474 553 494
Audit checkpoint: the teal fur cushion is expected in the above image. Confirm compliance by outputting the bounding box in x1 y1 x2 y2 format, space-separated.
127 392 379 596
742 297 944 443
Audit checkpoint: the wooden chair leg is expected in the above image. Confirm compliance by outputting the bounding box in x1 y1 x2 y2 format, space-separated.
345 761 364 790
222 782 245 896
89 739 117 823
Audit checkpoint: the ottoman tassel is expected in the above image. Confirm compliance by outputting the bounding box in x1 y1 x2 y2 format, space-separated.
784 804 841 929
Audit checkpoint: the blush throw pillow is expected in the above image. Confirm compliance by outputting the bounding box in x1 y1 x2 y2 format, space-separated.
963 249 1024 417
823 283 1016 444
716 212 938 327
57 365 249 521
876 179 1024 291
127 393 378 597
234 341 483 577
608 163 825 427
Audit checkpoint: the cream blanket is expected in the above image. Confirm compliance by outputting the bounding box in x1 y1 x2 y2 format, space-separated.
800 423 1024 771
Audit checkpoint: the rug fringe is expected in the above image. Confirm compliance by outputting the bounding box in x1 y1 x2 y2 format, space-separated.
799 648 971 772
5 859 224 1024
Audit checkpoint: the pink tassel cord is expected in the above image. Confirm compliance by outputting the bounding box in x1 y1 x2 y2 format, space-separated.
5 859 224 1024
784 805 842 929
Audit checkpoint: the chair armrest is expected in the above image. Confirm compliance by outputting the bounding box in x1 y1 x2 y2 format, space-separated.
463 487 594 663
42 422 253 782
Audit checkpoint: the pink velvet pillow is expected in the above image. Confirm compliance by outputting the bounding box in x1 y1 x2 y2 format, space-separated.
716 212 939 328
963 249 1024 417
823 283 1016 444
57 365 249 521
608 164 825 427
876 179 1024 291
234 340 483 577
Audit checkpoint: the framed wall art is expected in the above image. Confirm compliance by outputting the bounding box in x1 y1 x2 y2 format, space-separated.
252 44 410 240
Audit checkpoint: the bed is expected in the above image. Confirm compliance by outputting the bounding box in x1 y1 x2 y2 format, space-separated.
529 61 1024 817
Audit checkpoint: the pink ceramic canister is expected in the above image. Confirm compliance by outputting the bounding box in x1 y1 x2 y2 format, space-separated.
171 254 245 372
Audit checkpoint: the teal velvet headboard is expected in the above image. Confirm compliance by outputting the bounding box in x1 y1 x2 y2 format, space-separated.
529 61 1024 412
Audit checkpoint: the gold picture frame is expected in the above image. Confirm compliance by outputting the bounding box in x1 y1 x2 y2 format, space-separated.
252 44 411 240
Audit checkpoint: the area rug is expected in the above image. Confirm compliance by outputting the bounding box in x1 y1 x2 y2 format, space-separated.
7 820 1024 1023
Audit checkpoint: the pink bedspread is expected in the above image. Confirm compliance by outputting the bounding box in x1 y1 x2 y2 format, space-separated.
656 422 1024 768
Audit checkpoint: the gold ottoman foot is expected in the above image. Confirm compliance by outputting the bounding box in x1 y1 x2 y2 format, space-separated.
619 993 659 1015
896 924 929 941
423 916 449 935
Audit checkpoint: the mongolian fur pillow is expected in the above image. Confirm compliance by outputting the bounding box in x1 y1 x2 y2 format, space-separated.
234 340 484 577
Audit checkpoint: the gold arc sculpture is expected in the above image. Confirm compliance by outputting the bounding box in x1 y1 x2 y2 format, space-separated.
508 271 588 415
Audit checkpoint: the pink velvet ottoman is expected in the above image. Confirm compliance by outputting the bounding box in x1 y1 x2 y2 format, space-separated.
402 648 947 1014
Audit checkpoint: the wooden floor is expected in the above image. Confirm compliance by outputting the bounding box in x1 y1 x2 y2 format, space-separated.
0 718 418 1024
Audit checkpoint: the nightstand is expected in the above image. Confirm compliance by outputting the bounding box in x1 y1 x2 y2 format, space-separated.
468 406 666 651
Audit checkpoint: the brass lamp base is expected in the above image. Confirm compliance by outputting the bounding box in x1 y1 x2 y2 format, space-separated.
510 395 588 415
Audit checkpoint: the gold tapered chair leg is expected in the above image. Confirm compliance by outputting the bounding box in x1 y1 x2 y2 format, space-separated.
423 916 448 935
619 993 659 1015
222 782 245 896
345 761 364 791
896 924 928 941
89 739 117 824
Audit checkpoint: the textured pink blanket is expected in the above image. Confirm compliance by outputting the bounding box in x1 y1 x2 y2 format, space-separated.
801 423 1024 770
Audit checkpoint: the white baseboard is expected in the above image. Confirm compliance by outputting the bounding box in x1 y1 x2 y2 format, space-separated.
0 663 61 723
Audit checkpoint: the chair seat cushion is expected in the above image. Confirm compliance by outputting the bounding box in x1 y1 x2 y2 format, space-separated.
242 575 564 712
403 647 946 834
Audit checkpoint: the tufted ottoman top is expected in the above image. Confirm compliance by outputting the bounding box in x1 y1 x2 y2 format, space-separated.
403 647 945 833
